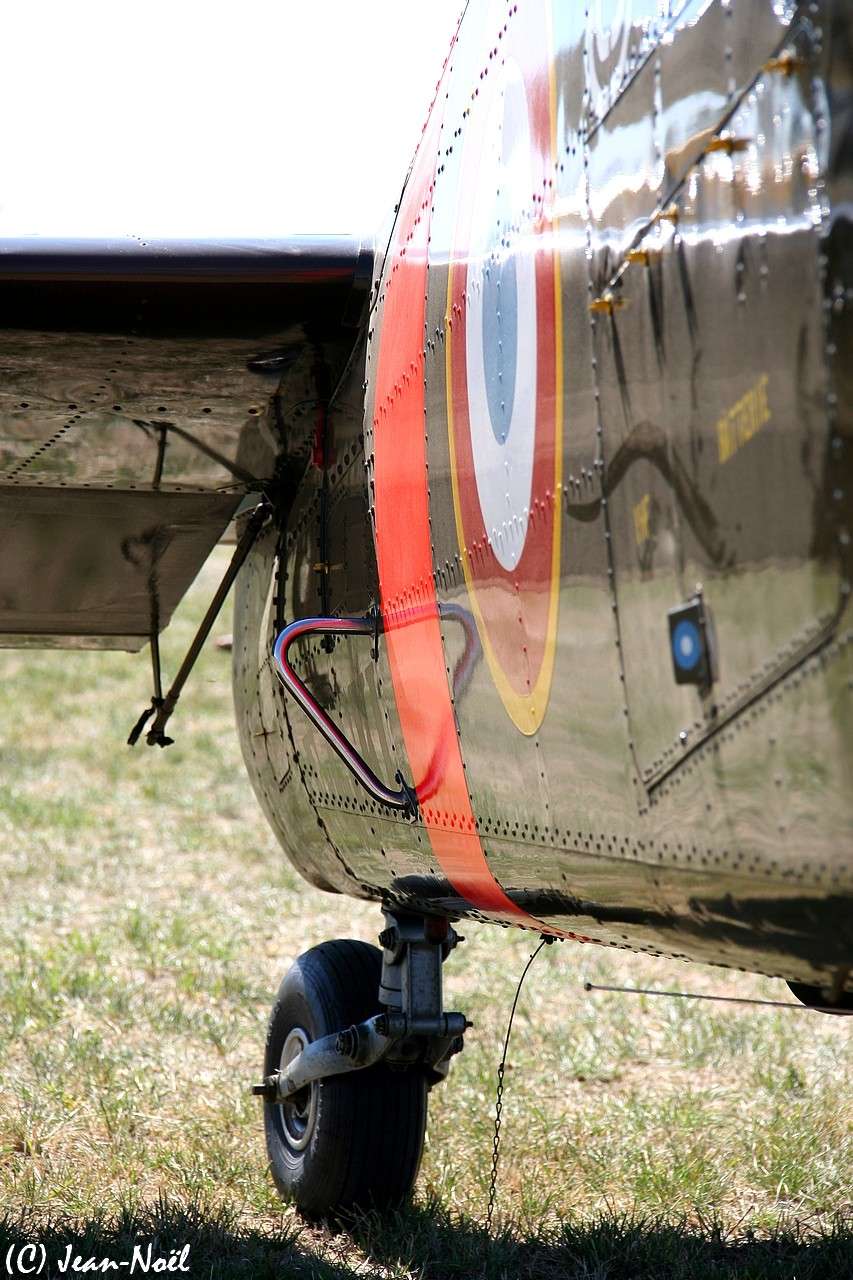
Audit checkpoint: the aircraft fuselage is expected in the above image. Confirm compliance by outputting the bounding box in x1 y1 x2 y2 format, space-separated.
233 0 853 994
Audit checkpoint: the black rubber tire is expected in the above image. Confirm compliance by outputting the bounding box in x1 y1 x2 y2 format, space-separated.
263 939 428 1219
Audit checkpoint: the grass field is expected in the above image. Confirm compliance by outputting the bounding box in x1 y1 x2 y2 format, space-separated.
0 552 850 1278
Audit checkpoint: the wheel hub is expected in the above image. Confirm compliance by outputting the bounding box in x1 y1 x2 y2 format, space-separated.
279 1026 317 1150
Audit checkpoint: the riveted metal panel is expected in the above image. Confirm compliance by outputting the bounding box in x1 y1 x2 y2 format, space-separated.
230 0 853 991
589 5 841 789
423 0 555 850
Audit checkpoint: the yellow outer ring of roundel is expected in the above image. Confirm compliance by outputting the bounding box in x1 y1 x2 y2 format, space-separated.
444 6 562 737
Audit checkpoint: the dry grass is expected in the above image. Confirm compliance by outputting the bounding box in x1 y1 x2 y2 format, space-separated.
0 551 850 1277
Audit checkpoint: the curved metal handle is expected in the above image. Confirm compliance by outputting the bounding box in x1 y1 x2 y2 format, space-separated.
272 613 418 816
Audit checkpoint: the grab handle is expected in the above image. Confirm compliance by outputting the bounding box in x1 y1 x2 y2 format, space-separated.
272 613 418 817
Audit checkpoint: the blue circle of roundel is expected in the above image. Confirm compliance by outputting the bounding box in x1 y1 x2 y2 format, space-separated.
481 250 518 445
672 620 702 671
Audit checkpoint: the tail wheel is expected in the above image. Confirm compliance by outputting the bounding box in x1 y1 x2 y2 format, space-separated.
263 939 428 1219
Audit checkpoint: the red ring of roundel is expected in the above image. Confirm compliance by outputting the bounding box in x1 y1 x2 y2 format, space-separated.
447 3 559 710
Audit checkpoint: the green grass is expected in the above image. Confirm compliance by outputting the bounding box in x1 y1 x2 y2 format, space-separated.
1 1202 853 1280
0 552 850 1277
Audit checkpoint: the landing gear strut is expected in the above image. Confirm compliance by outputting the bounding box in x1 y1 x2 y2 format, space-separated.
254 911 468 1218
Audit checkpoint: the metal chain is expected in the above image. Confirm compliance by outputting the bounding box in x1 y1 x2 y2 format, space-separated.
486 951 845 1229
486 936 551 1232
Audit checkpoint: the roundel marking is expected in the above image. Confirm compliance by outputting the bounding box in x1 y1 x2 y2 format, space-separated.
369 3 591 945
464 58 537 575
446 0 562 736
370 42 557 930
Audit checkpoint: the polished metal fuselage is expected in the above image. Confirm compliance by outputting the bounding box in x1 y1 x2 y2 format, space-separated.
0 2 848 993
234 0 853 991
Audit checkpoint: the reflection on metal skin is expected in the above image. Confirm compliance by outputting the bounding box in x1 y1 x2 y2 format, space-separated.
230 0 853 993
2 3 849 994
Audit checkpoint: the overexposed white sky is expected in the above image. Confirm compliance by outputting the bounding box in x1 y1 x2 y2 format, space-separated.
0 1 462 238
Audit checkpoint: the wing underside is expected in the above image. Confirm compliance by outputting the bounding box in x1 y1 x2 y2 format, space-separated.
0 236 368 649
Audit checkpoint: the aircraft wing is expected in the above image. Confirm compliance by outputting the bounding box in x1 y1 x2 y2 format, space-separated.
0 235 369 650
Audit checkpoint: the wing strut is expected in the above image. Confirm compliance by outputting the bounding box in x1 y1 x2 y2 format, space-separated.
127 498 273 748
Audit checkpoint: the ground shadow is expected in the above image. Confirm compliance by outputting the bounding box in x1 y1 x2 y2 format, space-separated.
0 1199 346 1280
346 1200 853 1280
3 1198 851 1279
